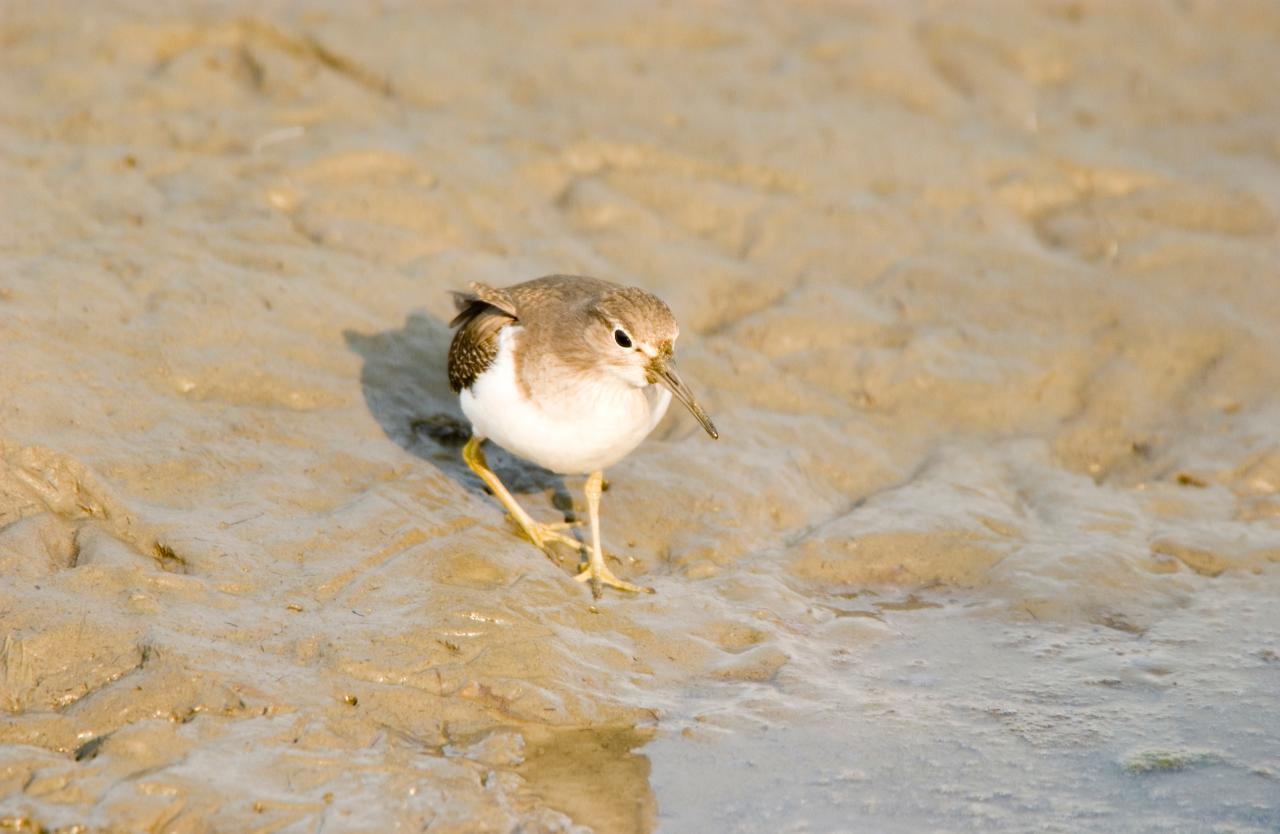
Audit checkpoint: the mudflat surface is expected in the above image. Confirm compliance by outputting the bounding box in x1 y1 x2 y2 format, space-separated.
1 2 1278 832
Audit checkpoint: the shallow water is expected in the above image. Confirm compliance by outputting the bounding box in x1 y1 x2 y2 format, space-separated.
648 580 1280 833
2 2 1279 832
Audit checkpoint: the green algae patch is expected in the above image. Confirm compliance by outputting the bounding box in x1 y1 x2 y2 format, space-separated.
1123 748 1221 774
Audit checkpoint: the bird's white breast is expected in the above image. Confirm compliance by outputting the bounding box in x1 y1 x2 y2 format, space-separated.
459 326 672 475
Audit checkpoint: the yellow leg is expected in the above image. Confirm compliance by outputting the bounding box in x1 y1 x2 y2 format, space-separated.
575 470 655 598
463 437 582 556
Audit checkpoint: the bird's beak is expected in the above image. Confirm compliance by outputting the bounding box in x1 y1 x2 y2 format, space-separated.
648 354 719 439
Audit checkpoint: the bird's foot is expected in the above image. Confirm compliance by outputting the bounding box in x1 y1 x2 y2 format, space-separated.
540 519 583 531
511 518 583 555
574 559 655 599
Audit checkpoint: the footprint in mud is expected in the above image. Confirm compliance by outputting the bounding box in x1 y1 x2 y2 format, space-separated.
0 514 79 579
698 620 789 683
0 443 190 579
701 619 770 655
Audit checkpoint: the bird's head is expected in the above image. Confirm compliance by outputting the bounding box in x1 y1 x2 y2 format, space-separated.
584 287 719 439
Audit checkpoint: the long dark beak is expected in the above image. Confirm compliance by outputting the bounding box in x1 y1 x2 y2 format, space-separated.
649 354 719 439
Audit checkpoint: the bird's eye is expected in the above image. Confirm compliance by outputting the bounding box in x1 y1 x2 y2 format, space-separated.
613 329 633 349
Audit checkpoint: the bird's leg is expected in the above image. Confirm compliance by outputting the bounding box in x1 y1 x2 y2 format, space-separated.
575 470 655 598
462 437 582 555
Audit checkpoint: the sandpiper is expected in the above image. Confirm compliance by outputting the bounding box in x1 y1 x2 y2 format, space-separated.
447 274 718 598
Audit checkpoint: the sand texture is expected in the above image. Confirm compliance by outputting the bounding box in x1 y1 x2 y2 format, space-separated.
2 2 1279 832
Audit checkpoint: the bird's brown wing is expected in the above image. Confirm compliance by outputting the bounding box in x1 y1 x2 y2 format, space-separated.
447 286 517 393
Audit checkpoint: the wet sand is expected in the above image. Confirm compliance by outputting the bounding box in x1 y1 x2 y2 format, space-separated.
2 1 1279 831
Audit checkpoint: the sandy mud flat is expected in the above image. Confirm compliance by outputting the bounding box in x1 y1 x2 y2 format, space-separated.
1 2 1278 831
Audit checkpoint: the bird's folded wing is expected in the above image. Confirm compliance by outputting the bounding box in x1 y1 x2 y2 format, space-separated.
447 288 518 393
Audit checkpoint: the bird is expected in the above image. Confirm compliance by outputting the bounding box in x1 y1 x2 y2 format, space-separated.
446 274 719 598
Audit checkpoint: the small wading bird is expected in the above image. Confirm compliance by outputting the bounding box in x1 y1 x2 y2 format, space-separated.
447 275 719 598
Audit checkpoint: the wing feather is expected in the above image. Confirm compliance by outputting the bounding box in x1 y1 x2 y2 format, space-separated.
447 291 517 393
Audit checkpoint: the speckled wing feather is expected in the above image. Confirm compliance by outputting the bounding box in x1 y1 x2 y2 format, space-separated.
447 287 519 393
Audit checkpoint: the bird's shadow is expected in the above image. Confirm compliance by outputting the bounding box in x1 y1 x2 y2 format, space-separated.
343 312 576 516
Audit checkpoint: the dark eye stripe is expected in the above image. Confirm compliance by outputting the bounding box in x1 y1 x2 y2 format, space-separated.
614 329 633 348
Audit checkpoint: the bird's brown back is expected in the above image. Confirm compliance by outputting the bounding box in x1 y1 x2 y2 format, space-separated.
447 275 621 393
